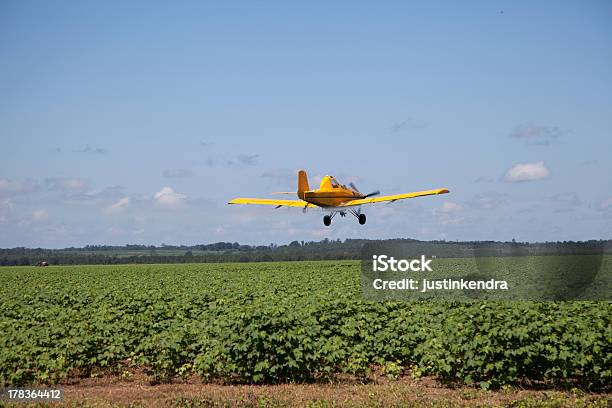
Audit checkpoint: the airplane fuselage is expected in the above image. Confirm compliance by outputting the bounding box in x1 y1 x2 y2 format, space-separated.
298 175 364 207
302 189 362 207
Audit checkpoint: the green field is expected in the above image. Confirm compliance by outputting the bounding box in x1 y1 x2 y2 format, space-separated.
0 260 610 390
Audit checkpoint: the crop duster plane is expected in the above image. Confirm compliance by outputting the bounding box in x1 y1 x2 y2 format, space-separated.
229 170 449 226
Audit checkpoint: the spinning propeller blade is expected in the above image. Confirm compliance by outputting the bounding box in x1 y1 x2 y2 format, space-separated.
350 182 379 198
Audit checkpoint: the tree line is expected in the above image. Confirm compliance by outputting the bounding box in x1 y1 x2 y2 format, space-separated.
0 238 609 266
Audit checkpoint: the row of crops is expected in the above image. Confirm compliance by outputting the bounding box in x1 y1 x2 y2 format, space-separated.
0 260 610 390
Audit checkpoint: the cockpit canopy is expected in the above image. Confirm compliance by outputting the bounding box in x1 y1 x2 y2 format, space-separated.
320 175 346 190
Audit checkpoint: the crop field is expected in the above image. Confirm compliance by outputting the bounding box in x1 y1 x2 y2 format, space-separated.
1 259 611 396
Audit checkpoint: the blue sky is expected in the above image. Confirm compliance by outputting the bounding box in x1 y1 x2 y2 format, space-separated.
1 1 611 248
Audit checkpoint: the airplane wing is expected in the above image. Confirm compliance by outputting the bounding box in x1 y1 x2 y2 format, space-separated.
338 188 450 207
228 198 320 209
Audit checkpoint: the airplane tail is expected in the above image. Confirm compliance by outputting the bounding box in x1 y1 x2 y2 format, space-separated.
297 170 310 199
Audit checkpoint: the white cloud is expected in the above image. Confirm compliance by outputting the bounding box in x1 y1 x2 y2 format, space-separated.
0 177 91 196
44 177 89 193
503 161 550 183
439 202 463 213
0 178 36 196
105 197 130 214
0 179 20 193
236 154 259 166
154 187 186 208
31 209 49 221
509 124 562 146
433 202 465 226
0 200 12 225
0 199 13 210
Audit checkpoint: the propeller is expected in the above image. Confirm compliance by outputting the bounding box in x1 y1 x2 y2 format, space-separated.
349 182 380 198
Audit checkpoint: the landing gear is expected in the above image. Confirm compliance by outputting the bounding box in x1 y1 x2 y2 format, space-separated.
358 213 366 225
323 215 332 226
323 211 365 226
348 208 367 225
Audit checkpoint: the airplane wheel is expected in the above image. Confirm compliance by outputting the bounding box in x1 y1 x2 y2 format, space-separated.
323 215 332 226
358 214 366 225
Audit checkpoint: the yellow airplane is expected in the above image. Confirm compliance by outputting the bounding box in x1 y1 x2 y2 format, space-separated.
229 170 449 226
